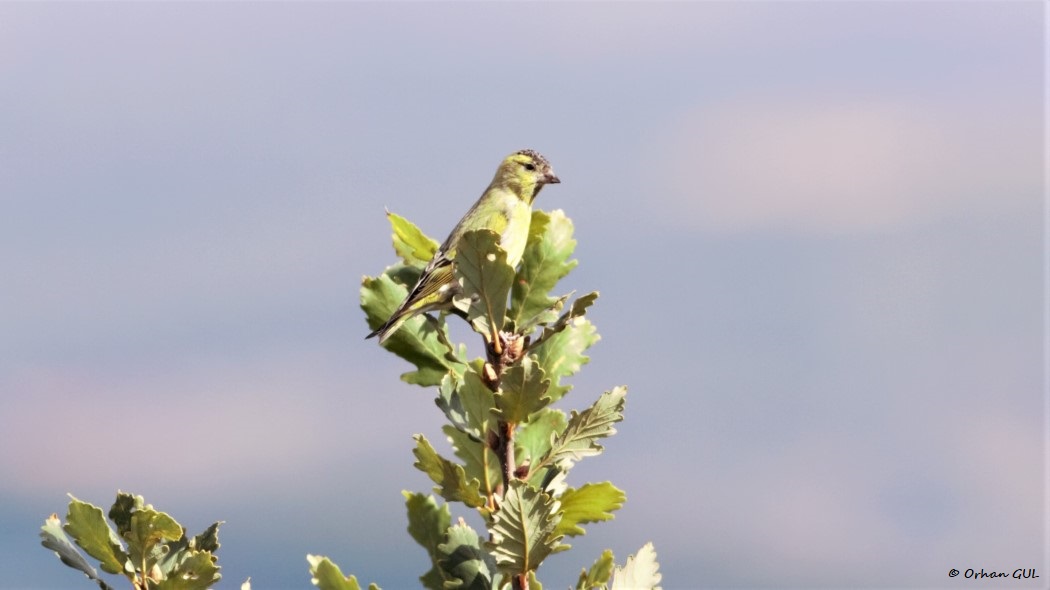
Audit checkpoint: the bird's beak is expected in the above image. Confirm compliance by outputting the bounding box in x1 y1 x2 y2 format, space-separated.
545 172 561 184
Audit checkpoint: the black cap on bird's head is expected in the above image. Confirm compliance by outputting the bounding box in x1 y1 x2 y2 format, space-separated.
514 148 560 185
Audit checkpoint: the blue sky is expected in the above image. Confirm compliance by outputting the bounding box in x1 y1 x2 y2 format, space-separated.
1 2 1045 589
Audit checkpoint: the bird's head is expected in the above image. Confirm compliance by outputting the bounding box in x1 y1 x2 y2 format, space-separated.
493 149 560 203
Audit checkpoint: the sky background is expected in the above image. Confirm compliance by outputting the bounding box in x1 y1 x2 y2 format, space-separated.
1 2 1045 589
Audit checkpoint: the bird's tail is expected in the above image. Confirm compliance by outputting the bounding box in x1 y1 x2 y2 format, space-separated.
366 304 415 343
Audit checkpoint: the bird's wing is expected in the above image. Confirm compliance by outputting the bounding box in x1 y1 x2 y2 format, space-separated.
401 251 455 311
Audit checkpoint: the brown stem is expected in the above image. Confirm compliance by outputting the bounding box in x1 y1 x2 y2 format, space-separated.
485 332 530 590
497 419 515 493
483 331 529 498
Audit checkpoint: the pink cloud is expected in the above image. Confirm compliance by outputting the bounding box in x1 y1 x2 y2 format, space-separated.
0 349 430 498
644 95 1037 234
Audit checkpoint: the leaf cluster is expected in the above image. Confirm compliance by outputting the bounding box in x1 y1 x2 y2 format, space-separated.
353 210 660 589
40 491 222 590
40 207 658 590
360 210 598 391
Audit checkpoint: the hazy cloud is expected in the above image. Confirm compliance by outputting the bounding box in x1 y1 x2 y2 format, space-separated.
644 94 1039 234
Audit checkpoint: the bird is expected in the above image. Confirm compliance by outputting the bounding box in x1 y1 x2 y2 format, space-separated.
367 149 560 343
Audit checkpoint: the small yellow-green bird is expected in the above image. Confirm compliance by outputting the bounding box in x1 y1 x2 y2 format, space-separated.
367 149 560 343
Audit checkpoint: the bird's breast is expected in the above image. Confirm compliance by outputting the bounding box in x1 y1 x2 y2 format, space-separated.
499 200 531 268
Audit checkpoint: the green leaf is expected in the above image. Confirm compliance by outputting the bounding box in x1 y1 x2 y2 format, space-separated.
308 555 380 590
125 508 184 568
576 549 615 590
531 316 599 402
485 481 566 575
191 522 221 553
404 491 453 554
566 291 598 318
493 356 551 424
40 513 117 590
153 537 188 579
361 272 464 387
437 522 495 590
107 491 143 540
412 435 486 508
610 543 661 590
444 426 501 500
515 292 571 336
64 495 130 576
539 468 569 498
453 229 514 340
435 373 470 436
510 210 579 329
463 364 499 432
421 566 445 590
154 550 220 590
388 211 439 266
436 365 497 439
542 292 598 337
154 521 224 585
535 387 626 475
524 291 599 374
554 483 625 538
403 492 452 590
515 408 566 467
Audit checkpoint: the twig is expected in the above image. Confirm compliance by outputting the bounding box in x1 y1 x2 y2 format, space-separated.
484 331 530 590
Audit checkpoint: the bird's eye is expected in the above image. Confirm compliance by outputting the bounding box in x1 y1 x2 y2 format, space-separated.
523 163 536 171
